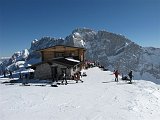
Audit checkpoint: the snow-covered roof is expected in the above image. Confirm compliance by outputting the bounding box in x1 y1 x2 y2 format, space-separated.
65 58 80 63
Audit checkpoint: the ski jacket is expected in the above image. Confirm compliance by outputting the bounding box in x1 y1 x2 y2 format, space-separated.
128 71 133 77
114 71 119 77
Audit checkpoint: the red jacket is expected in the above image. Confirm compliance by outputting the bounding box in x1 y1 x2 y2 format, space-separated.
114 71 119 77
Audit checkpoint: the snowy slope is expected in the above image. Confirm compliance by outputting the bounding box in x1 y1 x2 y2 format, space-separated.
0 67 160 120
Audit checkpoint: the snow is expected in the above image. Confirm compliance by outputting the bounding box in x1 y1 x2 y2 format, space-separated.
72 32 85 47
65 58 80 62
32 39 38 44
80 39 85 46
23 49 29 58
74 32 81 37
0 57 10 64
0 67 160 120
20 68 34 73
6 61 25 71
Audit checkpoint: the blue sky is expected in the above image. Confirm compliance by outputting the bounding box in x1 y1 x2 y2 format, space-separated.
0 0 160 57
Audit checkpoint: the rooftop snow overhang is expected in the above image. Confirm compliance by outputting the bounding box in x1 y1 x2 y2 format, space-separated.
26 57 82 69
52 57 80 67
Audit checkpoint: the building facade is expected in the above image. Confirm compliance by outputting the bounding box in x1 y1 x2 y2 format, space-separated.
31 45 85 80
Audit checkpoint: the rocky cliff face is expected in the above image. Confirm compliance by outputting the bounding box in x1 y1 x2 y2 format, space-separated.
69 28 142 69
139 47 160 81
1 28 160 82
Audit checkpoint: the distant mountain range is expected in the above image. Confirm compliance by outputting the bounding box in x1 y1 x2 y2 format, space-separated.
1 28 160 83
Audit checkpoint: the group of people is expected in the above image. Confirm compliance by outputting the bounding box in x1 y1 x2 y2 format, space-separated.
2 70 13 79
113 70 133 83
73 71 84 83
61 71 84 85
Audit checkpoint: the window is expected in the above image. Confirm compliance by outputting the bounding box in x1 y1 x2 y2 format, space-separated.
55 52 64 57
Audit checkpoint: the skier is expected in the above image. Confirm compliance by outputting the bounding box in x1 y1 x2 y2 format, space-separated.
19 72 22 79
25 73 28 84
79 71 82 78
3 70 6 78
61 71 67 85
22 74 26 85
128 70 133 83
75 71 83 83
51 76 58 87
9 70 13 79
114 70 119 82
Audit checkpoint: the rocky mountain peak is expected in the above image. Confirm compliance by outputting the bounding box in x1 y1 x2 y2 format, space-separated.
72 28 95 34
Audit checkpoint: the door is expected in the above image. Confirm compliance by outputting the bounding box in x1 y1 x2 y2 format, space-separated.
51 66 58 82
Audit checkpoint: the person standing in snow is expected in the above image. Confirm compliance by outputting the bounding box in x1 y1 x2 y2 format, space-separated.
19 72 22 79
25 73 28 84
79 71 82 78
114 70 119 82
3 70 6 78
9 70 13 79
61 71 67 85
22 74 26 85
128 70 133 83
75 71 83 83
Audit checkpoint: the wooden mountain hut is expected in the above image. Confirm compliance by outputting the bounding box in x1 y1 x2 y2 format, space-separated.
30 45 85 80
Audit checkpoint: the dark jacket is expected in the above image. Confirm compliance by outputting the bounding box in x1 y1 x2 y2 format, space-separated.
114 70 119 78
128 71 133 78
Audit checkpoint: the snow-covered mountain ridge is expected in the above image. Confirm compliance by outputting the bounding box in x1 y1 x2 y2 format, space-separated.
0 57 10 64
0 49 29 72
67 28 160 82
0 28 160 83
